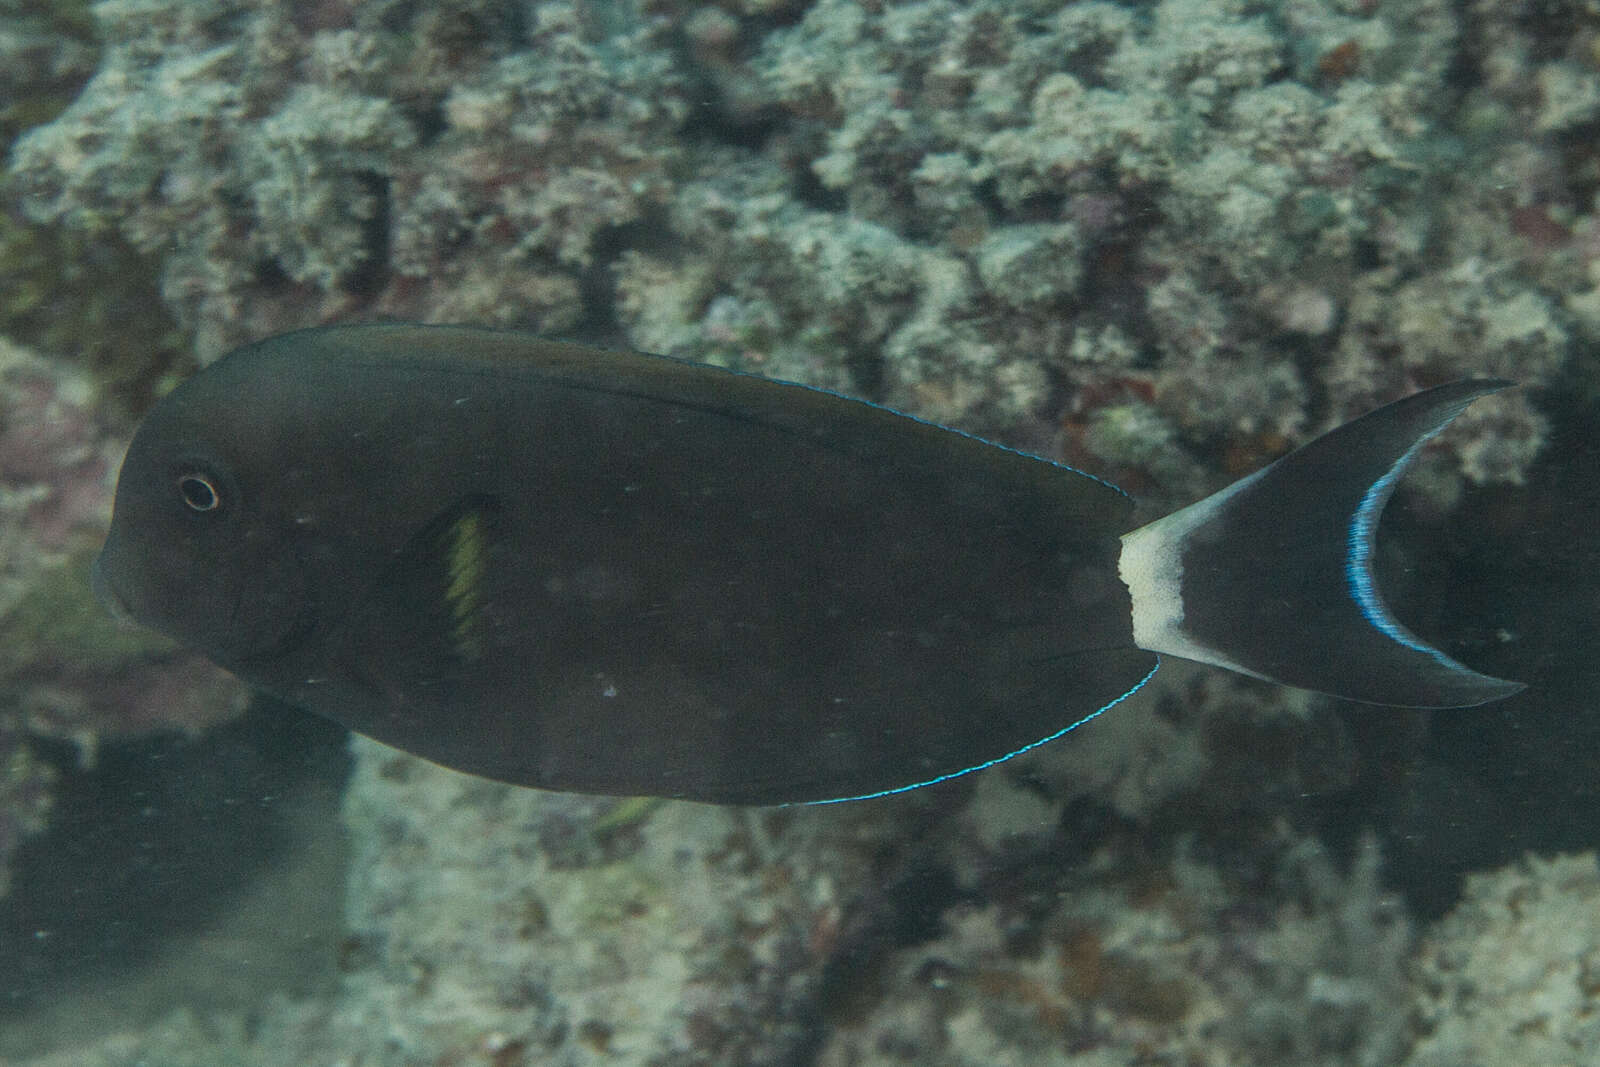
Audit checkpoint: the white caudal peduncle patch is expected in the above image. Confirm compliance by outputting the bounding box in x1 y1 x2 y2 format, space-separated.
1117 470 1268 681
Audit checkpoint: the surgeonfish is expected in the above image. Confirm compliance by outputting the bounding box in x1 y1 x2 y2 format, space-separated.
93 325 1523 804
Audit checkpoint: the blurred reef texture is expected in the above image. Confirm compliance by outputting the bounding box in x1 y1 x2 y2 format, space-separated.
1 0 1597 1063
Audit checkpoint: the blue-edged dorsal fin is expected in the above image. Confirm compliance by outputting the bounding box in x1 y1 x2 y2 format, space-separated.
1118 380 1524 708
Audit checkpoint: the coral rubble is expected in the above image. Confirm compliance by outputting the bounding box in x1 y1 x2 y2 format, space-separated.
0 0 1588 1061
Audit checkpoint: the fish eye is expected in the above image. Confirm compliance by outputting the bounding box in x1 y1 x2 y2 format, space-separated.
178 473 221 512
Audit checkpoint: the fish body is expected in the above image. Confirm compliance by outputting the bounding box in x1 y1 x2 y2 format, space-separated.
94 325 1521 804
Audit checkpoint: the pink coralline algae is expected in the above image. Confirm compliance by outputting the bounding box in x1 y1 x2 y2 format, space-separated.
0 353 115 551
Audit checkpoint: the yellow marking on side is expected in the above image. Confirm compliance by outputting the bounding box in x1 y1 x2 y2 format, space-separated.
592 795 665 834
445 511 488 661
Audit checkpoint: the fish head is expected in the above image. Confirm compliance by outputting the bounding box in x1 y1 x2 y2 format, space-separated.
95 370 313 669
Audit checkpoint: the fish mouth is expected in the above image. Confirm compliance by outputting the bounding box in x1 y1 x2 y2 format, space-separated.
90 551 134 624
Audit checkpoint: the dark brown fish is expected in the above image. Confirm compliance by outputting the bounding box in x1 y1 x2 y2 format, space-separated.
93 325 1521 804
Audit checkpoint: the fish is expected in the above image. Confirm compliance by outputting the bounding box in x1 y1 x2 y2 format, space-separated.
92 324 1524 805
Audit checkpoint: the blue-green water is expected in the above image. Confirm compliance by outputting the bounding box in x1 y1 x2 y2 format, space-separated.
1 1 1595 1063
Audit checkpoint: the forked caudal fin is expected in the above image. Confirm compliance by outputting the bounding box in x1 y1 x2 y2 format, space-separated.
1118 380 1525 708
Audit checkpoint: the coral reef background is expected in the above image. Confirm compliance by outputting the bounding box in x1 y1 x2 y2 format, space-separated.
1 0 1598 1063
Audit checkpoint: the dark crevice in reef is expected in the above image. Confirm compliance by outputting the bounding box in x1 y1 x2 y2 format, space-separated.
0 698 350 1023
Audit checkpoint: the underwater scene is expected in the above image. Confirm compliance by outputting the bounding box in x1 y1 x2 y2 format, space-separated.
2 0 1599 1063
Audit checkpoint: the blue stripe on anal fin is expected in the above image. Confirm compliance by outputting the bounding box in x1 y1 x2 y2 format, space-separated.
795 657 1162 806
1119 380 1525 708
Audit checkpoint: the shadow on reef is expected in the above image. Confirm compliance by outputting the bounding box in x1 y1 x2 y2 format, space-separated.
0 697 349 1020
1326 378 1600 919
